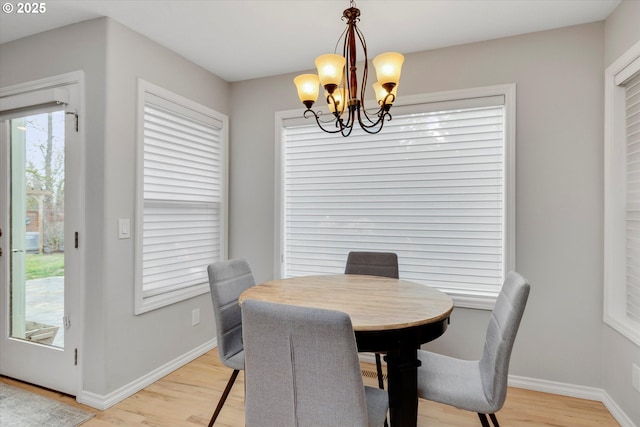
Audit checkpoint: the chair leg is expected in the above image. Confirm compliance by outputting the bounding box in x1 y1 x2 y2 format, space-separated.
208 369 240 427
478 413 491 427
477 413 500 427
375 353 385 390
375 353 388 427
489 413 500 427
374 354 389 427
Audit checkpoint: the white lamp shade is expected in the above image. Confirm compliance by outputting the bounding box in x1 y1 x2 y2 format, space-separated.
372 52 404 86
294 74 320 104
315 54 346 88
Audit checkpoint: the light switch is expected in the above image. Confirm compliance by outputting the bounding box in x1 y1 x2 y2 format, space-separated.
118 219 130 239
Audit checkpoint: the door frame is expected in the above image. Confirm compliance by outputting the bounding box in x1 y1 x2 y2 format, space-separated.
0 71 85 396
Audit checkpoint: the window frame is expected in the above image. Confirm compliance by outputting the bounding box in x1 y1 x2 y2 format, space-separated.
604 40 640 346
275 84 516 309
135 79 228 314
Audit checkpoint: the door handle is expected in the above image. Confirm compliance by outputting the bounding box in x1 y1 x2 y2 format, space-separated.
11 249 25 253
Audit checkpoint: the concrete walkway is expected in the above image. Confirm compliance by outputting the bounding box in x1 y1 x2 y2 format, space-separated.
25 276 64 347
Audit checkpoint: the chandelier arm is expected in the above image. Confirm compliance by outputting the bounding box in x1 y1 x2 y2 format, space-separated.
356 106 383 133
326 93 345 116
303 109 351 134
357 110 392 135
341 125 355 137
342 35 352 116
343 104 357 130
360 89 396 124
334 26 349 54
358 92 396 133
359 103 384 125
341 104 357 137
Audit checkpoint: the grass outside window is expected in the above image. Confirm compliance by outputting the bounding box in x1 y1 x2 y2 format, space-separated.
25 253 64 280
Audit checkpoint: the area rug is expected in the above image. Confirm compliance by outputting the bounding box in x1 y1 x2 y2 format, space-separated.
0 383 95 427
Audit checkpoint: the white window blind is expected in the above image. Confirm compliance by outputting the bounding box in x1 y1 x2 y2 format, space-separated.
625 70 640 324
136 80 227 314
280 90 513 307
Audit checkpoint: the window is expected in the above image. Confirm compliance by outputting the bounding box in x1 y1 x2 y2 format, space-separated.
276 85 515 309
135 80 228 314
604 41 640 346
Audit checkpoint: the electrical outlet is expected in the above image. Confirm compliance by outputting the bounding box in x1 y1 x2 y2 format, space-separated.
192 308 200 326
633 364 640 393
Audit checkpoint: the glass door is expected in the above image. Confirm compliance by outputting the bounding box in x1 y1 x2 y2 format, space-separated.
0 77 81 395
10 110 66 348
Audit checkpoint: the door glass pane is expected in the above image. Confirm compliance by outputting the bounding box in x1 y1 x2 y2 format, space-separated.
10 110 65 348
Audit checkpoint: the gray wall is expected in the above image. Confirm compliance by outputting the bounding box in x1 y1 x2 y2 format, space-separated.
99 19 230 393
231 21 606 387
603 1 640 424
0 17 231 396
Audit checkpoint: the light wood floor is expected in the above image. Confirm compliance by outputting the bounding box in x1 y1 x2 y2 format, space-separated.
1 348 620 426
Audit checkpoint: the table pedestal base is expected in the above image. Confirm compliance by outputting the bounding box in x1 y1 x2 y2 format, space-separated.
356 319 449 427
386 345 421 427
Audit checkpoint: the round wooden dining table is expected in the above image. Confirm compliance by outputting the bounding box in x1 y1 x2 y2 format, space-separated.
239 274 454 427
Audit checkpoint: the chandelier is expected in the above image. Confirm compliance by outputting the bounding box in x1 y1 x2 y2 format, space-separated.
293 1 404 137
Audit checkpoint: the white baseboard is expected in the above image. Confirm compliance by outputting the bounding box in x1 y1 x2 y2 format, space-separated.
76 338 217 410
602 393 638 427
509 375 637 427
508 375 605 401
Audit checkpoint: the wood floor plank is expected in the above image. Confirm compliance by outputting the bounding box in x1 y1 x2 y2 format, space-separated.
1 348 620 426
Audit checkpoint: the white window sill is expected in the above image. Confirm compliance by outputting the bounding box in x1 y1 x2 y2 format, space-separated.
447 291 498 310
604 312 640 348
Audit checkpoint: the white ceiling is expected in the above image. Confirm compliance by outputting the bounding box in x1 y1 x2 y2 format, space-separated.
0 0 621 82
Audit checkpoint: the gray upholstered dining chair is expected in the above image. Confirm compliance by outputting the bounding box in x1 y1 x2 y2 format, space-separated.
416 271 530 427
345 251 399 279
242 299 389 427
206 258 256 427
345 251 399 394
